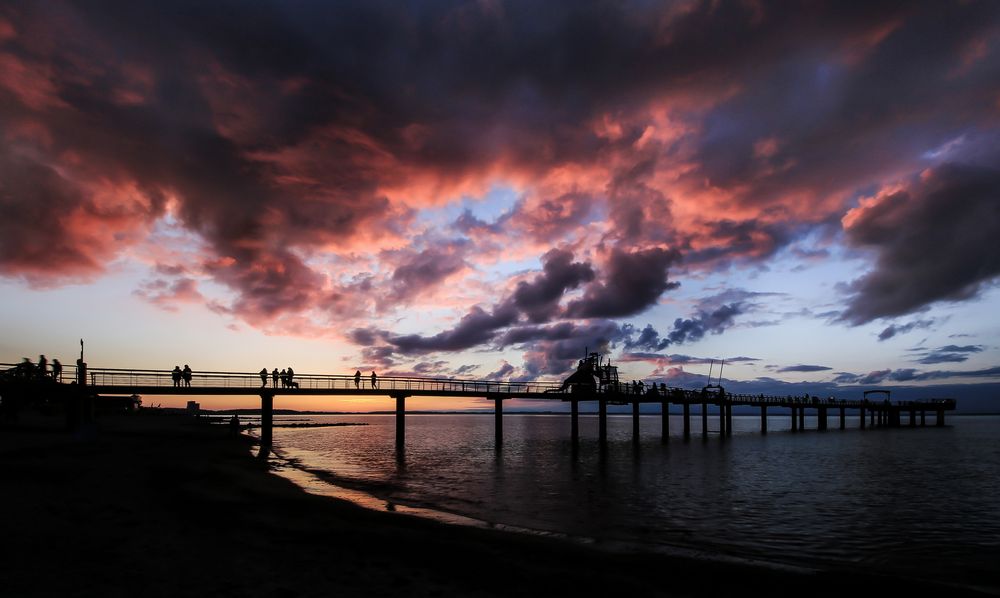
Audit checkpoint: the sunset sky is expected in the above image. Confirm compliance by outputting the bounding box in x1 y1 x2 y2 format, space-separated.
1 1 998 411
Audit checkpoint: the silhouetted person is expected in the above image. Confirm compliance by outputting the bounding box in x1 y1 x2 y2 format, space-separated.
280 369 287 388
272 368 279 388
229 413 240 437
18 357 34 379
354 370 361 389
287 366 295 388
370 371 377 389
52 358 62 382
172 366 182 387
182 365 192 387
259 368 268 387
38 355 47 378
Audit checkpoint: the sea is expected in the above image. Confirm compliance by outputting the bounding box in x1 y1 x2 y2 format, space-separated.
263 413 1000 591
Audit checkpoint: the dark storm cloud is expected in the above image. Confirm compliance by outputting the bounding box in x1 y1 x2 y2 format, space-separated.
512 249 594 323
360 345 396 368
485 361 515 380
843 162 1000 324
566 247 681 318
622 289 770 350
1 0 999 341
776 364 833 373
383 244 468 305
835 364 1000 385
623 324 669 352
497 320 623 348
383 301 520 354
913 344 983 365
682 219 801 270
877 319 935 341
667 303 745 345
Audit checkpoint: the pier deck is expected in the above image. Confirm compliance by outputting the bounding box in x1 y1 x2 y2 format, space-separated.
0 364 957 452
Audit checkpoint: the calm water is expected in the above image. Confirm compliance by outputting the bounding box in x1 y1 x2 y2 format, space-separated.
268 414 1000 589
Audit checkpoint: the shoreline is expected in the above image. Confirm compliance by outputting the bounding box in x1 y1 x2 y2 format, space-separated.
2 412 993 597
267 441 823 574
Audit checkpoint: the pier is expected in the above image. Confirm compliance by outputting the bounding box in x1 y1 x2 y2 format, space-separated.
0 363 957 454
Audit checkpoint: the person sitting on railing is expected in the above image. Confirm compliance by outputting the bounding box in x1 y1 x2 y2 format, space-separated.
182 365 192 387
172 365 182 387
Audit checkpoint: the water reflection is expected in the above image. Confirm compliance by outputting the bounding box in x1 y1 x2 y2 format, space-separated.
270 414 1000 589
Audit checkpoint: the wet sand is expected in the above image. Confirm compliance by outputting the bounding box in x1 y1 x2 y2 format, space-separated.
0 413 990 597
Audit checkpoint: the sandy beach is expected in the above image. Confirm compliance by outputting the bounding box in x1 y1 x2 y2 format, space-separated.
1 412 991 597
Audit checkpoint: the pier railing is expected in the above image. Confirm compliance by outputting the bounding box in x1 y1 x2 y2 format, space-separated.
41 366 565 395
0 363 957 409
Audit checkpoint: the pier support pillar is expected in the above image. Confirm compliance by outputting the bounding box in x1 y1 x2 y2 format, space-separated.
839 407 846 430
718 401 726 438
701 402 708 438
791 406 798 432
909 409 916 427
661 401 669 444
632 401 640 445
760 405 767 434
494 395 503 448
598 399 608 446
571 400 579 444
259 393 273 456
725 402 733 436
818 407 827 431
870 410 875 428
936 409 945 427
921 411 926 426
799 407 805 430
860 405 866 429
682 402 691 440
394 394 406 451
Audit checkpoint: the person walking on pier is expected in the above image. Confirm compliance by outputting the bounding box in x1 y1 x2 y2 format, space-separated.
38 355 48 378
259 368 268 388
370 371 378 389
172 366 182 387
182 365 192 387
52 358 62 382
286 366 295 388
354 369 361 389
272 368 279 388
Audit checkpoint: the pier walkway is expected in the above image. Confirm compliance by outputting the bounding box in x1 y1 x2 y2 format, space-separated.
0 364 957 453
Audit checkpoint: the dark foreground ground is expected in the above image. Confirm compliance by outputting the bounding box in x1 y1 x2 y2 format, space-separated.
0 412 992 597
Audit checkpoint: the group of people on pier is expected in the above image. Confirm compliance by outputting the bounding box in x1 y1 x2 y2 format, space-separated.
171 365 193 387
259 367 298 389
354 369 377 389
10 355 63 382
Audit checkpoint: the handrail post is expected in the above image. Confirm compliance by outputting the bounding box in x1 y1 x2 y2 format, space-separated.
493 394 504 449
393 393 407 451
259 392 274 458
